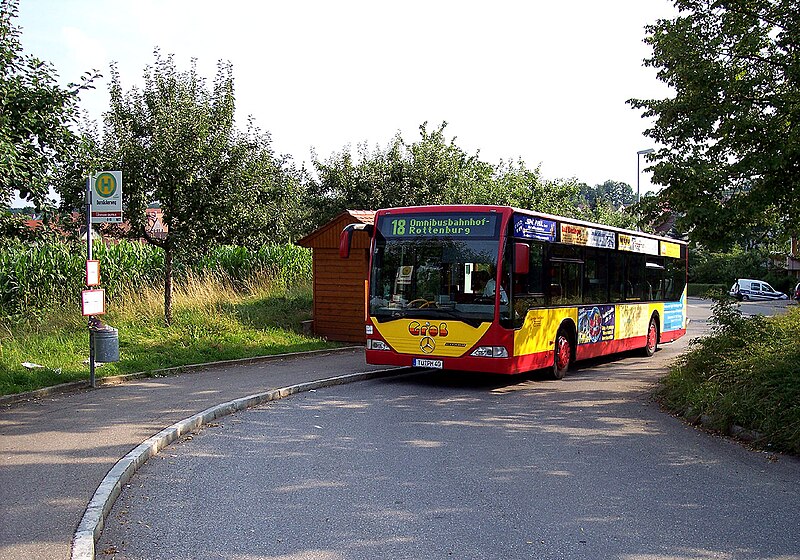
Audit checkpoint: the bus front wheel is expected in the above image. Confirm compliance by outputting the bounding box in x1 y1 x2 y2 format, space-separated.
552 328 572 380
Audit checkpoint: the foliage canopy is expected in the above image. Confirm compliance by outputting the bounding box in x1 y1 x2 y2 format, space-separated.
0 0 95 207
629 0 800 248
308 122 638 231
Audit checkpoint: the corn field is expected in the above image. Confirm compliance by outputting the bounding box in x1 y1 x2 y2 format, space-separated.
0 240 312 316
195 244 313 286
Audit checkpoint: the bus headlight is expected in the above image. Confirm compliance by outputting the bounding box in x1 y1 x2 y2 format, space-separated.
470 346 509 358
367 339 390 351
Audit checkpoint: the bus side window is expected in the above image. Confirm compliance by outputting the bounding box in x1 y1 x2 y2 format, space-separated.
583 248 608 304
609 251 624 302
626 253 647 301
548 260 582 306
664 253 686 299
645 257 665 301
511 242 545 329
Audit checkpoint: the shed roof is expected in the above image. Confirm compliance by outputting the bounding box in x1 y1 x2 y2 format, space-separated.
296 210 375 249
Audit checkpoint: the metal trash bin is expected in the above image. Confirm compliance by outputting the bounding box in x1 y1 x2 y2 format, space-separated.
91 325 120 362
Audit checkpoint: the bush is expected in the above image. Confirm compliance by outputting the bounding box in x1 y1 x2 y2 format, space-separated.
688 244 797 296
687 283 727 297
763 272 797 294
688 245 770 285
659 295 800 455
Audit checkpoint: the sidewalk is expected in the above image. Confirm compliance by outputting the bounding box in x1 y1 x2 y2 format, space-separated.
0 348 394 560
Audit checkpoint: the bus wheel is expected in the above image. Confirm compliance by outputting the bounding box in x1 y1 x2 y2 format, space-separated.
552 328 572 379
643 316 659 357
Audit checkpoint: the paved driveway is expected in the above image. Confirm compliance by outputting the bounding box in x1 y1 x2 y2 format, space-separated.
0 349 390 560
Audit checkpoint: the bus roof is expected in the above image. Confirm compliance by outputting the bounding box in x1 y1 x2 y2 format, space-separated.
374 204 687 246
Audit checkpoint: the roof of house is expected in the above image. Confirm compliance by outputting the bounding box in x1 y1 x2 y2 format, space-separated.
296 210 375 249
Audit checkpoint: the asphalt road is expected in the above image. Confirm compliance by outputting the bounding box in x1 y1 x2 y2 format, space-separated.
736 297 795 317
98 300 800 560
0 349 392 560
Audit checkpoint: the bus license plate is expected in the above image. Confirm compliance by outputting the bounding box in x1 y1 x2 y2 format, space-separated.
414 358 443 369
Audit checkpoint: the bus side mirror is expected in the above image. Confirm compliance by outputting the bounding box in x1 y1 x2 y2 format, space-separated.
514 243 530 275
339 223 374 258
340 225 355 258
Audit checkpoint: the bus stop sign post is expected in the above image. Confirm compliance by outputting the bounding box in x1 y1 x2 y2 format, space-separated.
85 176 96 388
84 171 122 388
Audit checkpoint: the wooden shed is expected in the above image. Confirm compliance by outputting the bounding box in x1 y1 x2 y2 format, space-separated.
296 210 375 343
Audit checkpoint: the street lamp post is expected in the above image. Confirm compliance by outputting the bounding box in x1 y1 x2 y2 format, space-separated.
636 148 655 203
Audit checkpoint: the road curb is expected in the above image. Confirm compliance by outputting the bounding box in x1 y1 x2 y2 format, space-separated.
0 346 361 407
69 366 405 560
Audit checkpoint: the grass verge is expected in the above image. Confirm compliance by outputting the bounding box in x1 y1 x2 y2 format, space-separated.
658 296 800 455
0 276 340 396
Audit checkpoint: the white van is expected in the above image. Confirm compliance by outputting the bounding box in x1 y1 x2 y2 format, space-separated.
729 279 788 301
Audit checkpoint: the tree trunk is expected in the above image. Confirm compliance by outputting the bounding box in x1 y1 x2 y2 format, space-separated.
164 246 173 327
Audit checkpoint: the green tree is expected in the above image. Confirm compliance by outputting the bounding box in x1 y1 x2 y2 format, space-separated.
308 133 407 226
492 160 585 216
629 0 800 248
309 122 496 227
58 51 295 325
308 122 594 230
579 180 636 210
403 122 495 206
689 244 771 285
224 120 310 246
108 53 236 325
0 208 38 242
0 0 96 207
574 180 640 230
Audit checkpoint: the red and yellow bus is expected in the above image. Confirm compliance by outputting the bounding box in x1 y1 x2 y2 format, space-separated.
340 205 687 378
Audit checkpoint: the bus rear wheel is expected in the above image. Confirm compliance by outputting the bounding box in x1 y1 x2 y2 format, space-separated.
552 327 572 379
643 316 659 357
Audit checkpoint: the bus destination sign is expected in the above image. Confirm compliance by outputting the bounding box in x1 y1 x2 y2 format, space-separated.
380 213 497 238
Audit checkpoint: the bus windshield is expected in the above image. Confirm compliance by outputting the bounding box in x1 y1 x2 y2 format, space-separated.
370 236 503 324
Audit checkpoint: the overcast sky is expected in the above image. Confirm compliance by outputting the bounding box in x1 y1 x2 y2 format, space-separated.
16 0 676 201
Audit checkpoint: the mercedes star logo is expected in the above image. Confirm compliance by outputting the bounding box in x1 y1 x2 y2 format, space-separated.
420 336 435 354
